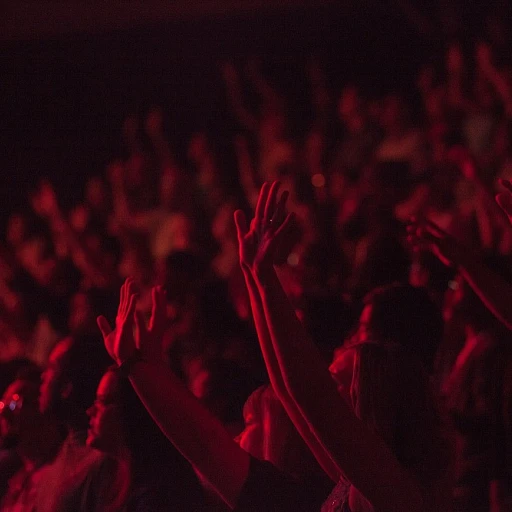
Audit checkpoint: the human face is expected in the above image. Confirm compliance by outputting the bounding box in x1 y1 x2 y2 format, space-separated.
86 372 123 453
39 337 72 415
1 380 40 447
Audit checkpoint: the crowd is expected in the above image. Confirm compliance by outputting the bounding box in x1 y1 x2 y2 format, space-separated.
1 37 512 510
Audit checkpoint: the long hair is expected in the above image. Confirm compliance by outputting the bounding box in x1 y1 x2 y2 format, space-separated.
345 284 450 506
350 343 446 486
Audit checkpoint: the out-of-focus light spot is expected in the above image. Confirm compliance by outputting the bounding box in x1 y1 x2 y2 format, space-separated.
448 280 459 290
311 173 326 188
287 253 299 266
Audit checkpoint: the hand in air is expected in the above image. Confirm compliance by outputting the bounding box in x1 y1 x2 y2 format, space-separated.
406 218 463 268
234 181 298 277
97 278 138 365
496 179 512 225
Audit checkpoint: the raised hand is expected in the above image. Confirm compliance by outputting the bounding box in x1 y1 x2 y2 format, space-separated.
496 179 512 225
234 181 297 277
406 218 463 267
134 285 167 363
31 181 59 218
144 107 164 139
97 278 138 365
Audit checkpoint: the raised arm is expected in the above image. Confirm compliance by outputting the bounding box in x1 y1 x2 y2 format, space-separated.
234 182 341 483
245 183 424 511
97 279 250 509
32 181 112 288
408 218 512 331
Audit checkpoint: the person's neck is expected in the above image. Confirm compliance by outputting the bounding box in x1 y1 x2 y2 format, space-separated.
17 426 61 470
64 412 89 435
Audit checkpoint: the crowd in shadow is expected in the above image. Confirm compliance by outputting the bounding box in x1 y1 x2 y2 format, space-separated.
1 37 512 511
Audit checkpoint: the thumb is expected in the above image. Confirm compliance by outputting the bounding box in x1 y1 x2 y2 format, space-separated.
234 209 249 242
97 316 113 339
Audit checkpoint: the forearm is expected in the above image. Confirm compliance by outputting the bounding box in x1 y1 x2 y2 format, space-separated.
242 267 341 482
128 360 250 509
254 267 423 511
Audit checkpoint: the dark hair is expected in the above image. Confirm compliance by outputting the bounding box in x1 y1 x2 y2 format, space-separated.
106 367 206 504
0 358 41 395
351 342 447 491
363 283 443 372
61 333 112 413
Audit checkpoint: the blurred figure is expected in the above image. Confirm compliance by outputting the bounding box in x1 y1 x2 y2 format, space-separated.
375 94 426 174
441 263 512 511
86 367 208 511
330 85 377 178
0 368 62 510
35 333 121 512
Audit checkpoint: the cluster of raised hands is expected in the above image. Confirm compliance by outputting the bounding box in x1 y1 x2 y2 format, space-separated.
91 177 512 512
98 176 512 375
408 178 512 264
97 180 300 367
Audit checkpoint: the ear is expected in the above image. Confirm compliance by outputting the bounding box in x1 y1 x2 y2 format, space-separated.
60 380 73 401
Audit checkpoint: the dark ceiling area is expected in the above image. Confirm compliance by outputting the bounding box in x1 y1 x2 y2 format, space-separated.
0 1 507 225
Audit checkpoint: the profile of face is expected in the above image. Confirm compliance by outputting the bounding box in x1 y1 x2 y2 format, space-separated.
329 348 356 406
39 338 73 415
329 304 373 405
86 371 123 453
1 380 41 448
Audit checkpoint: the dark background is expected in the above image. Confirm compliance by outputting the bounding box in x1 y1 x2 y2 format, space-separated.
0 1 506 227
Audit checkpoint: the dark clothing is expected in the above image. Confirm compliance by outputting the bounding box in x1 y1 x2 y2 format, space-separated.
126 458 208 512
446 331 512 511
235 456 324 512
0 451 21 501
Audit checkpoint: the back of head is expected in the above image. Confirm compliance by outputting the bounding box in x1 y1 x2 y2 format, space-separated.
364 283 443 373
354 284 448 495
43 333 112 430
351 342 448 499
